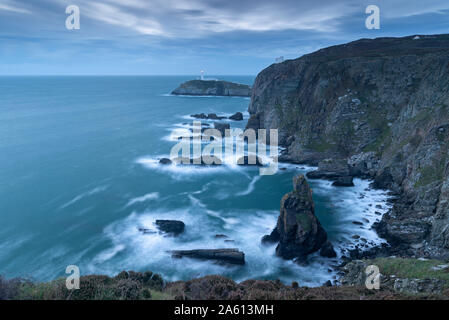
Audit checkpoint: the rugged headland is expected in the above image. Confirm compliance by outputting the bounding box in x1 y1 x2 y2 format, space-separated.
3 35 449 300
172 80 251 96
247 34 449 260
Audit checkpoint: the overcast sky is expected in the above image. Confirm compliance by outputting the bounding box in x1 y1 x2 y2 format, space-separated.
0 0 448 75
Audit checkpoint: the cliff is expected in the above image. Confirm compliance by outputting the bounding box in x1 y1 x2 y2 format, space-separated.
246 34 449 258
172 80 251 96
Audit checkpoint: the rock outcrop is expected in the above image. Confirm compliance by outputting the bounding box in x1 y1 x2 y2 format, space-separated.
172 80 251 97
155 220 185 236
170 249 245 265
214 122 230 136
262 175 329 261
229 112 244 121
247 34 449 258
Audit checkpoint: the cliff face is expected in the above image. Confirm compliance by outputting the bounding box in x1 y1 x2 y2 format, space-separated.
247 34 449 258
172 80 251 96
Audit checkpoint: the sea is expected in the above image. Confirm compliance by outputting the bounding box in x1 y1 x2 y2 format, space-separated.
0 76 391 286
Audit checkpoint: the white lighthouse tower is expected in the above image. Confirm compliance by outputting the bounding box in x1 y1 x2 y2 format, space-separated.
200 70 204 80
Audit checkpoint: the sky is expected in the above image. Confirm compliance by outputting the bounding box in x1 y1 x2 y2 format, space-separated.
0 0 448 75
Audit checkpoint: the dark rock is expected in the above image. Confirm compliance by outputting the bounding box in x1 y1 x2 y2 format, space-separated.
261 228 280 244
332 176 355 187
138 227 156 234
323 280 333 287
214 122 230 136
155 220 185 236
229 112 244 121
172 156 222 165
214 234 228 239
320 241 337 258
207 113 226 120
263 175 328 260
237 155 264 166
246 35 449 257
170 249 245 265
306 159 350 180
191 113 208 119
372 168 394 190
159 158 172 165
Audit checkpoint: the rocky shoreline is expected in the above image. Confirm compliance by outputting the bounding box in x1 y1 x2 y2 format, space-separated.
246 34 449 261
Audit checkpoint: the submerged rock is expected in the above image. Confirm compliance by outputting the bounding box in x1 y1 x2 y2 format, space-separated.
332 176 355 187
159 158 172 165
155 220 185 236
214 122 230 136
237 155 264 166
207 113 227 120
262 174 328 261
170 249 245 265
172 156 222 165
229 112 244 121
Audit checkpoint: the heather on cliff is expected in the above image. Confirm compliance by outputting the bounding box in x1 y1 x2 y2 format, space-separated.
246 34 449 259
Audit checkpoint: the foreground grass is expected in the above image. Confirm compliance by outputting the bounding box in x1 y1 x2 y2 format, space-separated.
371 257 449 285
2 258 449 300
1 271 173 300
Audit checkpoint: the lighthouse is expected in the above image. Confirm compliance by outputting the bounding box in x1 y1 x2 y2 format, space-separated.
200 70 204 80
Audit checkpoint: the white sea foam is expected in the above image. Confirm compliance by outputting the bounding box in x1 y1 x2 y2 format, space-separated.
126 192 160 207
60 185 108 209
236 175 261 196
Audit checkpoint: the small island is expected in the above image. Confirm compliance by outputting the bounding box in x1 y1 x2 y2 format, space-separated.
171 79 251 97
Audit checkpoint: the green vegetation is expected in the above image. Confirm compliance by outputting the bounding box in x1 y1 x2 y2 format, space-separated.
0 271 172 300
370 257 449 285
415 161 446 188
296 213 312 233
304 137 333 152
362 106 392 154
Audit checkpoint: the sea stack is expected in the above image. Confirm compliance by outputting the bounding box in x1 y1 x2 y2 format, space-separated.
262 174 330 261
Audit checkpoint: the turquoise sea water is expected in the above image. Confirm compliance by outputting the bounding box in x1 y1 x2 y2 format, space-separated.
0 76 391 286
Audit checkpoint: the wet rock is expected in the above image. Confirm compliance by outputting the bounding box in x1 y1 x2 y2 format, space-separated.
208 113 226 120
332 176 355 187
172 156 222 165
320 241 337 258
138 227 156 234
159 158 172 165
323 280 333 287
155 220 185 236
263 175 328 261
237 155 264 166
191 113 208 119
214 234 228 239
214 122 230 136
170 249 245 265
229 112 244 121
306 159 350 180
